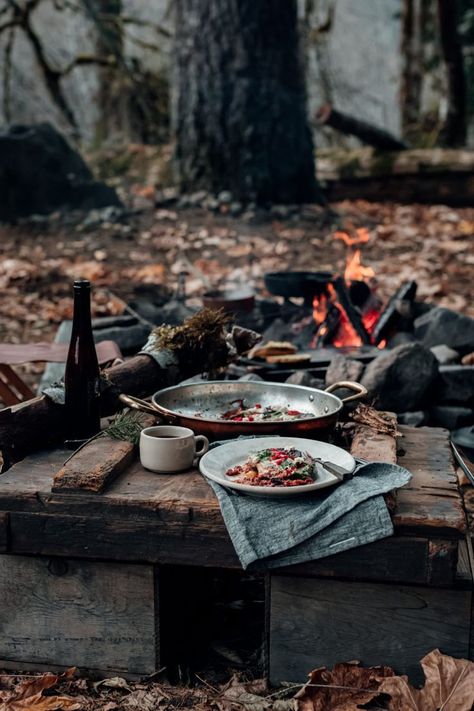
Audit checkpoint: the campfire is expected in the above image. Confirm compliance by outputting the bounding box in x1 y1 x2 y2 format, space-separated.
311 228 385 349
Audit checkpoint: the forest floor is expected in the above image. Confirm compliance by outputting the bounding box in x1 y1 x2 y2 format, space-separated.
0 193 472 390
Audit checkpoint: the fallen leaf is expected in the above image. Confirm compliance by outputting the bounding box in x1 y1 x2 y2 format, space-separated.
93 677 131 692
0 669 80 711
379 648 474 711
294 660 394 711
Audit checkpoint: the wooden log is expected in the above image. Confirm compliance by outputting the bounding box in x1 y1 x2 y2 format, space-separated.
52 438 135 494
332 276 371 345
0 354 162 459
0 554 158 675
316 103 408 151
316 147 474 206
0 319 260 460
372 280 417 345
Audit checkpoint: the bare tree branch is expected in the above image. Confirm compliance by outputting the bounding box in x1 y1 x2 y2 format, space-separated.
61 52 116 75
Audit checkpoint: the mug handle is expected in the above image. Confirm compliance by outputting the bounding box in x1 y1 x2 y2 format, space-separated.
194 435 209 459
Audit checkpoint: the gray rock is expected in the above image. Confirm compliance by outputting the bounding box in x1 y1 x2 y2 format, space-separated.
238 373 264 382
430 405 473 430
177 195 190 209
361 343 438 412
229 202 243 216
188 190 208 206
437 366 474 404
325 354 364 387
0 123 121 221
242 210 257 223
205 197 220 212
285 371 324 390
397 411 429 427
218 190 232 204
414 307 474 353
386 332 417 348
430 344 460 365
270 204 291 219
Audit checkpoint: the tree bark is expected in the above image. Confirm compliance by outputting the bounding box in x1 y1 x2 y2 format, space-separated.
436 0 467 147
172 0 320 204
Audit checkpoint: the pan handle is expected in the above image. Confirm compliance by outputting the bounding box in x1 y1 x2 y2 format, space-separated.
119 394 178 423
324 381 367 404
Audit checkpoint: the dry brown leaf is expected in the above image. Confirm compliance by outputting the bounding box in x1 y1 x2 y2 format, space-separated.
0 669 80 711
379 649 474 711
294 660 394 711
134 264 166 283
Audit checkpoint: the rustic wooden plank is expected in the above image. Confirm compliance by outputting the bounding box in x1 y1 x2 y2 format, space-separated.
9 511 241 568
52 438 135 494
350 417 398 511
350 420 397 464
0 512 8 552
269 576 472 685
0 554 158 675
8 512 457 585
280 537 457 586
394 426 466 537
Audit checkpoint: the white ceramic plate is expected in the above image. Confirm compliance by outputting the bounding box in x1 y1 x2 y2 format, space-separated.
199 437 356 497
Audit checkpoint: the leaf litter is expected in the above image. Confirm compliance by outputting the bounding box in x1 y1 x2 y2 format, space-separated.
0 650 473 710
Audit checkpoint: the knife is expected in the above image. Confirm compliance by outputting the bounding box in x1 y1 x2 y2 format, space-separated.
314 458 354 481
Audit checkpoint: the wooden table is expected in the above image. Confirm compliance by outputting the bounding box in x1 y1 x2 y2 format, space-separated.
0 426 469 682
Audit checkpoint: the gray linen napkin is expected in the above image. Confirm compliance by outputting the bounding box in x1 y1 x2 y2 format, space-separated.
208 459 411 570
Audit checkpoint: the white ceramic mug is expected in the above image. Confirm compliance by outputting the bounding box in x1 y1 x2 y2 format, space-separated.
139 425 209 473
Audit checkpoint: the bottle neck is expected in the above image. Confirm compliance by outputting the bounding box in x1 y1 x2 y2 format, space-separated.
71 287 93 336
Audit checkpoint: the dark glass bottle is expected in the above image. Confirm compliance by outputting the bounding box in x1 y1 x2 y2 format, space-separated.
64 280 101 441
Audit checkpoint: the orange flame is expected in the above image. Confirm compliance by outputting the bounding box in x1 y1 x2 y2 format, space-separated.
311 227 384 348
334 227 370 248
344 250 375 283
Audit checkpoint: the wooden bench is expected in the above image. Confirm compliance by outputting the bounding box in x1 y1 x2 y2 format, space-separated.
0 426 469 682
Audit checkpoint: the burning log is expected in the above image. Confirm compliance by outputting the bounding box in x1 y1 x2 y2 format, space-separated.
0 311 260 462
372 281 418 346
316 104 408 151
332 277 371 345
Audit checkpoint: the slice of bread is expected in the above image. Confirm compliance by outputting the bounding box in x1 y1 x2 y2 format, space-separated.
248 340 297 359
265 353 312 364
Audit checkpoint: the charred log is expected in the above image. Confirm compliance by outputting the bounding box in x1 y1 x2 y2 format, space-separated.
316 104 408 151
332 277 371 346
372 281 418 346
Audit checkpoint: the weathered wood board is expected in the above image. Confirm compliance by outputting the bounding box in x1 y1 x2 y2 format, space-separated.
269 576 472 685
52 437 135 493
395 426 466 536
0 554 158 675
0 426 465 585
0 512 7 551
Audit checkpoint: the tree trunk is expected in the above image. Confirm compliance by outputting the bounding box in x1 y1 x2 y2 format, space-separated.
436 0 467 147
172 0 320 204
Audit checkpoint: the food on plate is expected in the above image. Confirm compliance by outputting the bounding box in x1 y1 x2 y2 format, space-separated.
248 340 297 360
220 400 313 422
226 447 317 487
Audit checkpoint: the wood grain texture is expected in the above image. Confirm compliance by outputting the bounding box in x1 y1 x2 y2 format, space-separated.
269 576 472 685
0 555 157 675
395 426 466 536
350 419 397 464
0 512 8 551
52 438 135 493
0 427 465 584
